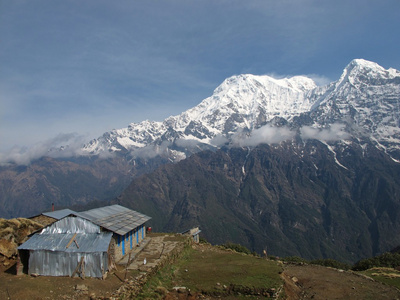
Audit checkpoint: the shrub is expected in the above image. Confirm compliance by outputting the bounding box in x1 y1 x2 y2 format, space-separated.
220 242 252 255
310 258 350 270
268 255 279 261
282 256 308 264
352 252 400 271
199 237 208 244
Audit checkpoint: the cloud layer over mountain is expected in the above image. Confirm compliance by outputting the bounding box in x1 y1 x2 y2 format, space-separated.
0 133 88 165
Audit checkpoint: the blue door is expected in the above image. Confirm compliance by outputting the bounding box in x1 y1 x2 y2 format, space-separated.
122 234 125 255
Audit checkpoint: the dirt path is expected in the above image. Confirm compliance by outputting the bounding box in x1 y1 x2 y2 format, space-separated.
282 264 400 300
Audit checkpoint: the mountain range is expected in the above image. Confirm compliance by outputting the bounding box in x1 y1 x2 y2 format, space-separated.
81 59 400 162
1 59 400 262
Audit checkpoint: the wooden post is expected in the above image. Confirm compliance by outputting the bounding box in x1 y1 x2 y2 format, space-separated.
66 233 78 248
71 256 84 278
16 255 24 276
81 259 85 279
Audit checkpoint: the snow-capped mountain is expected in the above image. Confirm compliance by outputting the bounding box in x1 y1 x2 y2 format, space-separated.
82 74 317 156
82 59 400 161
308 59 400 147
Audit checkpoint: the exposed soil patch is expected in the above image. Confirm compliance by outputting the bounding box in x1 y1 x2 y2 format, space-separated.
0 259 127 300
282 264 400 300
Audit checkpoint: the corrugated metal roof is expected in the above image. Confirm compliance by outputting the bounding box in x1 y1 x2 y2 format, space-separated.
42 209 76 220
77 205 129 219
18 232 112 253
41 216 101 234
76 205 151 236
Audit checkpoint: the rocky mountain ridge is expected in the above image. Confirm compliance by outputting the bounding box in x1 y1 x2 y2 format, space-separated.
82 59 400 163
116 139 400 263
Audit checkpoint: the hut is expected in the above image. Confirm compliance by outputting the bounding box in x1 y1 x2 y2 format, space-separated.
18 205 151 278
18 216 111 278
181 227 201 243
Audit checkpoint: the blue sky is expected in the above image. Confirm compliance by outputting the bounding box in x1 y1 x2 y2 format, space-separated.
1 0 400 158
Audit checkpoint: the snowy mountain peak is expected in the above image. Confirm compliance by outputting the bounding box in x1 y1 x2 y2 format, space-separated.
308 60 400 158
348 58 383 70
215 74 316 94
339 59 400 85
169 74 317 136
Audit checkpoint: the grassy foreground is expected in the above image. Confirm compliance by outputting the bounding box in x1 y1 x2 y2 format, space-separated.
360 267 400 290
138 243 283 299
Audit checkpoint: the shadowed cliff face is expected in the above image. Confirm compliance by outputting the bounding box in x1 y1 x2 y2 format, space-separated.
0 155 171 219
116 140 400 263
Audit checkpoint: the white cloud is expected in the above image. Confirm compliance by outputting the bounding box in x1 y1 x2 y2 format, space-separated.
131 140 173 160
305 74 332 86
232 125 294 147
0 133 88 165
229 123 351 148
174 138 201 148
300 123 350 141
0 122 351 165
210 134 229 147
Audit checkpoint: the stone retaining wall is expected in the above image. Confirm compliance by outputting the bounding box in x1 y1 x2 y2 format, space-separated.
112 236 192 298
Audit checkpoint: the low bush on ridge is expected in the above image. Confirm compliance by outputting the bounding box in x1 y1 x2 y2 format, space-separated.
353 252 400 271
310 258 351 270
219 242 253 255
282 256 350 270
